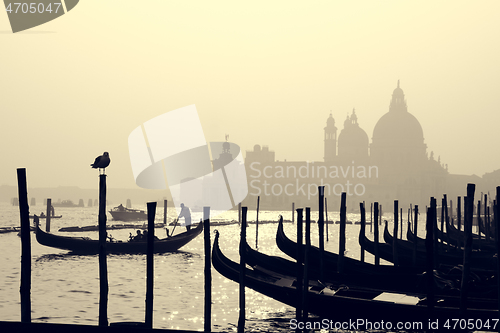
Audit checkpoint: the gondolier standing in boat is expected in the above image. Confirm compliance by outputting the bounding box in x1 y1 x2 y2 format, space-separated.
177 203 192 231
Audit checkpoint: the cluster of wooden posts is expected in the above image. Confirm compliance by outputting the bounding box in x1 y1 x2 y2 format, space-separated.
13 168 500 332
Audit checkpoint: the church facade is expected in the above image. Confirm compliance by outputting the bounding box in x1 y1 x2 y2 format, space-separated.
242 82 454 211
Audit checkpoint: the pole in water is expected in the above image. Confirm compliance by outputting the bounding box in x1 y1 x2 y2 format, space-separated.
17 168 31 323
303 207 311 320
413 205 419 266
295 208 303 322
338 193 346 273
203 207 211 333
163 200 168 225
318 186 325 281
292 202 295 223
237 207 247 333
494 187 500 315
460 184 475 314
425 204 435 316
392 200 399 266
373 202 380 265
45 198 51 232
256 196 260 249
325 197 329 242
360 202 366 263
145 202 156 328
98 174 108 327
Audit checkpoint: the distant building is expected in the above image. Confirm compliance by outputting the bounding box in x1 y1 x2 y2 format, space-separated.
241 81 483 211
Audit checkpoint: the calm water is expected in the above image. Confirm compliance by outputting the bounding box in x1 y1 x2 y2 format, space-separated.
0 201 416 332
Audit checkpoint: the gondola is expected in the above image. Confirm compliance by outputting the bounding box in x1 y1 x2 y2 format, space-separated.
445 218 497 250
244 235 497 300
35 221 203 254
29 215 62 219
275 217 422 275
361 224 497 270
212 230 499 324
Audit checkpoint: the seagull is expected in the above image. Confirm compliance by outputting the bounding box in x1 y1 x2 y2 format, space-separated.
91 152 110 174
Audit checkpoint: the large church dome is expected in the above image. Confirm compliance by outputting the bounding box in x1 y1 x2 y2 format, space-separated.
372 81 424 147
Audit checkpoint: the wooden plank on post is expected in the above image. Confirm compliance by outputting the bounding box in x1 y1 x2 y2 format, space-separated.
98 174 108 327
203 207 211 333
238 207 247 333
17 168 31 323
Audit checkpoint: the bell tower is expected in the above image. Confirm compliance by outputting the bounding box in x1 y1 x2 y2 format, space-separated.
324 113 337 163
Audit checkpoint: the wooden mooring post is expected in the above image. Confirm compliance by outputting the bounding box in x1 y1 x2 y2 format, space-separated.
413 205 419 266
338 193 346 273
17 168 31 323
203 207 211 333
238 207 247 333
318 186 325 281
495 187 500 315
255 196 260 249
295 208 304 323
392 200 399 266
292 202 295 223
163 200 168 225
45 198 51 232
461 184 475 314
145 202 156 328
303 207 311 320
373 202 380 265
325 198 329 242
98 174 108 327
360 202 366 263
425 201 435 316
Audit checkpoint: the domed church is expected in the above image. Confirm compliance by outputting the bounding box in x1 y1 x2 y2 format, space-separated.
245 81 450 210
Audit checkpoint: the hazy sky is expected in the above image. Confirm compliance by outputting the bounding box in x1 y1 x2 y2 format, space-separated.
1 1 499 190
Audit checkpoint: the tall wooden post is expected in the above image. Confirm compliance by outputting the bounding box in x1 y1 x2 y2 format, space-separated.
255 196 260 248
295 208 304 322
238 207 247 333
17 168 31 323
360 202 366 263
98 174 108 327
392 200 399 266
203 207 211 333
292 202 295 223
425 204 435 315
413 205 419 266
145 202 156 328
373 202 380 265
457 196 462 249
338 193 346 273
296 209 304 319
325 198 329 242
163 200 168 225
238 203 241 224
495 187 500 315
461 184 475 314
45 198 51 232
318 186 325 281
303 207 311 320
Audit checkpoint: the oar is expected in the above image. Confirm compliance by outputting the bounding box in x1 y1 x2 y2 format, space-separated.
171 218 179 236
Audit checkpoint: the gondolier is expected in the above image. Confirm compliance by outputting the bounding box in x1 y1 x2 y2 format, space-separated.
177 203 192 231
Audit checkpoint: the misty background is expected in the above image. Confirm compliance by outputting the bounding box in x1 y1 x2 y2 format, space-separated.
1 1 499 196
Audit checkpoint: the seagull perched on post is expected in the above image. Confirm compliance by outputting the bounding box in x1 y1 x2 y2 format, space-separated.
91 152 110 175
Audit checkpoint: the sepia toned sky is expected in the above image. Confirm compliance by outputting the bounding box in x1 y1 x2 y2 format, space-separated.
1 1 499 190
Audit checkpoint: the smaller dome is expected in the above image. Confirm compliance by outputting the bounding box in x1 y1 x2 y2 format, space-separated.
253 144 261 152
326 113 335 126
